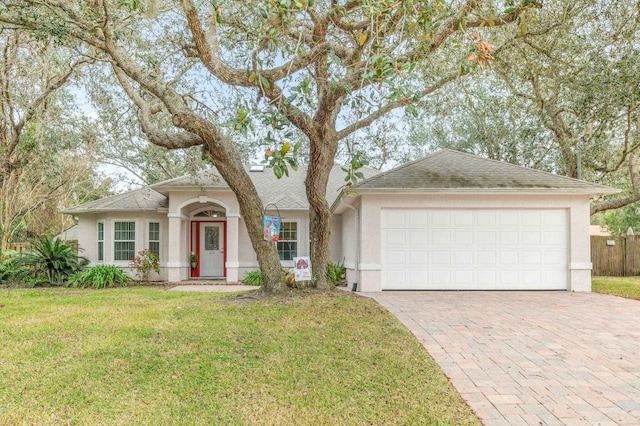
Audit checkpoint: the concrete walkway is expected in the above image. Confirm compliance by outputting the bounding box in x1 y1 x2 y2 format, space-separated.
366 291 640 425
168 285 259 292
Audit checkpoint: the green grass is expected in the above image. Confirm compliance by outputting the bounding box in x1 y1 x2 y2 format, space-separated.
0 287 479 425
592 276 640 300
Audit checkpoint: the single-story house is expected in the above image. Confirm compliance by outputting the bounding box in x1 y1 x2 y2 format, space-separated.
62 149 619 291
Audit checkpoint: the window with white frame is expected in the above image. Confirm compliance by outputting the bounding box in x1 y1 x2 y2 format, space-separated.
97 222 104 261
114 221 135 261
149 222 160 259
277 222 297 261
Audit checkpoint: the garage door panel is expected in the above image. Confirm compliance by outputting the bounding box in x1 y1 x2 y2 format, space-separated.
477 231 497 246
454 251 474 265
498 270 519 285
477 270 496 284
383 230 406 247
453 211 474 226
522 231 542 245
432 230 452 245
383 250 406 265
543 210 566 226
498 211 519 226
432 251 451 265
499 231 519 245
521 211 542 226
477 211 497 226
408 250 428 264
543 231 565 246
431 270 451 285
381 209 568 290
407 211 429 227
543 250 567 265
522 251 542 265
407 231 428 246
454 270 474 285
477 251 497 265
499 251 519 265
454 231 473 245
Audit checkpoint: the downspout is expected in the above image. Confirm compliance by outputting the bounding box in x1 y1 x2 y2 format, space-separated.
340 197 360 291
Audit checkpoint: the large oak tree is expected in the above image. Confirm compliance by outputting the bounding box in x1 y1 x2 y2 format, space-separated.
1 0 539 290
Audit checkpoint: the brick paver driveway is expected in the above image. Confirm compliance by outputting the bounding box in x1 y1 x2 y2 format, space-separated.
366 291 640 425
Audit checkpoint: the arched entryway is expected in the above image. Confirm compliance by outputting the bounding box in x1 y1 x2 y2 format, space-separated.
190 205 227 278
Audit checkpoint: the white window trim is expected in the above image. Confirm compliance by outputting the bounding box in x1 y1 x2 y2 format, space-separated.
148 220 161 260
278 220 299 267
97 220 105 263
112 219 138 265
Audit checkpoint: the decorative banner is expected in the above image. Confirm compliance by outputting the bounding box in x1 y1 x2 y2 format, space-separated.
263 215 281 242
293 256 312 282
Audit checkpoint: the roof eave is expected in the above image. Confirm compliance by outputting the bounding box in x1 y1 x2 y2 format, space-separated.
352 187 622 196
60 208 165 215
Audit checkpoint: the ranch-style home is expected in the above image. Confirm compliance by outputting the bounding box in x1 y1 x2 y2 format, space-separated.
62 149 618 292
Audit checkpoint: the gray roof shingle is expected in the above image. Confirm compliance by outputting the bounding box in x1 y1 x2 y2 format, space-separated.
61 187 168 214
63 165 380 214
354 149 619 194
151 164 380 209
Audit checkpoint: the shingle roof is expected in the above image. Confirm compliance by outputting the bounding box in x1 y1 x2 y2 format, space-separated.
354 149 619 194
63 165 381 214
151 164 380 209
61 187 168 214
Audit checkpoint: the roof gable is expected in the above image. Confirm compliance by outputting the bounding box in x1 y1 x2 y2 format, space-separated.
64 164 381 214
61 187 168 214
354 149 619 194
151 164 380 208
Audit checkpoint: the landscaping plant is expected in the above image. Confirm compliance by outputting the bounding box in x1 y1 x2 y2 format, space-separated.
15 237 87 285
67 265 130 289
326 260 347 286
241 270 262 286
129 249 160 281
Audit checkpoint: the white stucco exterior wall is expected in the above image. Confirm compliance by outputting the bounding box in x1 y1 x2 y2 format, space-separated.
75 211 169 281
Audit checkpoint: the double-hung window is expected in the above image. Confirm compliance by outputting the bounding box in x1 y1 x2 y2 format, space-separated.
114 221 136 261
97 222 104 261
149 222 160 259
277 222 297 261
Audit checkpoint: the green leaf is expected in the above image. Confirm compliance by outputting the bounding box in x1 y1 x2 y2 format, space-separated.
274 164 284 179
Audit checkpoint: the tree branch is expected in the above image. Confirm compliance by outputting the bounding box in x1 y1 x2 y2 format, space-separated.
112 64 203 149
336 71 464 140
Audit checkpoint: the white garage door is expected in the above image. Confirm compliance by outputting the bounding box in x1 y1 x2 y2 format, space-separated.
381 209 568 290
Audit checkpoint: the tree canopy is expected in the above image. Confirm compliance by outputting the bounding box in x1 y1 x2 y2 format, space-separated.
0 0 550 289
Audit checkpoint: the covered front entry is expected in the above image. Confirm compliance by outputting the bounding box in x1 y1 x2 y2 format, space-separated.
381 208 568 290
191 220 226 278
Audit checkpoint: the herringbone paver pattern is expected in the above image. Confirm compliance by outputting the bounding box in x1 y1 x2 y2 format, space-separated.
366 291 640 425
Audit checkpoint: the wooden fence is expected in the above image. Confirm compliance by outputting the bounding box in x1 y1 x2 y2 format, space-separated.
591 235 640 276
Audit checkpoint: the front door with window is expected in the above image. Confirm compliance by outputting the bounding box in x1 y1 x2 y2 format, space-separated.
199 223 224 277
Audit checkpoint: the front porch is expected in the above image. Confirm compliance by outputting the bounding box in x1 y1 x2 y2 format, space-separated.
165 195 244 283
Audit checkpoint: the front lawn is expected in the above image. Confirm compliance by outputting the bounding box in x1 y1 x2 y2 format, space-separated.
592 276 640 300
0 287 479 425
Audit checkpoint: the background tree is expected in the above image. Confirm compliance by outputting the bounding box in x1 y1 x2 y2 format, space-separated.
0 27 103 251
404 0 640 216
1 0 539 290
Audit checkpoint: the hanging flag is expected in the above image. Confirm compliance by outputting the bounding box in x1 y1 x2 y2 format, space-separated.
263 215 281 242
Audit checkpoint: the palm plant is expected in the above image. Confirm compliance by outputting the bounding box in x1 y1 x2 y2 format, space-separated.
17 237 88 285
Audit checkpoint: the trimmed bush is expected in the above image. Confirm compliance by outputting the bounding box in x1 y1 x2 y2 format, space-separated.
67 265 130 289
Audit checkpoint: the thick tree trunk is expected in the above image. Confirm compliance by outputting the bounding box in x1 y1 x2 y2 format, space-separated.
306 136 338 290
173 114 285 292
